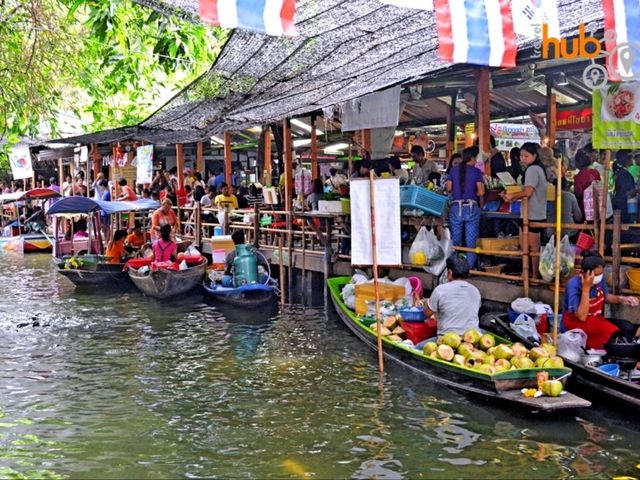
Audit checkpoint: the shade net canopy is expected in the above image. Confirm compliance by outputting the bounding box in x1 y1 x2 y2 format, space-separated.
47 197 160 215
131 0 603 138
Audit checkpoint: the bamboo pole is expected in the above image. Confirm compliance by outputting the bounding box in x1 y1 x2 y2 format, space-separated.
599 151 611 256
369 171 384 374
552 157 562 346
612 211 621 294
522 198 530 297
278 236 285 306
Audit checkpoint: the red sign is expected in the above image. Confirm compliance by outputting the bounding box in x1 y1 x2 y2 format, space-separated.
556 106 592 131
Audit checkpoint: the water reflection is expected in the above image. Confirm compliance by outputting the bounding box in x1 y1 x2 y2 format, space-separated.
0 254 639 478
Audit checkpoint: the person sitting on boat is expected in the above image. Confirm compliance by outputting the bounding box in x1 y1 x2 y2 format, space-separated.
422 255 481 337
563 251 640 349
152 224 177 263
151 199 179 241
105 229 129 264
221 230 269 287
72 218 89 239
125 222 145 252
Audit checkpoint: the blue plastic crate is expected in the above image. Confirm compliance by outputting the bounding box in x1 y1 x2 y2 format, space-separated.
400 185 448 216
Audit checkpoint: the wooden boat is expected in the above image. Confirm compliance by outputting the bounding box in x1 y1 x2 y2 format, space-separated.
127 257 208 299
328 277 591 413
47 197 159 287
481 312 640 410
1 188 62 253
202 280 275 307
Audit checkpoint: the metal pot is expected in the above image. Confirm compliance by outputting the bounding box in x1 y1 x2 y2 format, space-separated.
603 342 640 360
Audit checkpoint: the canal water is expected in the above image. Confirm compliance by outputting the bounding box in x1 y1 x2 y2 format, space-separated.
0 254 639 479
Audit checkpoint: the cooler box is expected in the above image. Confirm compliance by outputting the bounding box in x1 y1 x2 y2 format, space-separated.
210 236 235 256
354 283 406 316
401 319 437 344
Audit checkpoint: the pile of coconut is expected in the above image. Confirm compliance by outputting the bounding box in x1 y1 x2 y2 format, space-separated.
422 329 564 375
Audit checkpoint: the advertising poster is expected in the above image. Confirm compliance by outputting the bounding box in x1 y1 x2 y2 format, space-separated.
489 123 540 150
593 83 640 149
136 145 154 184
8 147 33 180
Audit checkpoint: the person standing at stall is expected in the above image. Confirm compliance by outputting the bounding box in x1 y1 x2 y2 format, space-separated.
410 145 439 185
446 146 484 269
612 150 637 224
501 142 548 279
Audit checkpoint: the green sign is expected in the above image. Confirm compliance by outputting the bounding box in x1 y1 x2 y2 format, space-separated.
592 83 640 149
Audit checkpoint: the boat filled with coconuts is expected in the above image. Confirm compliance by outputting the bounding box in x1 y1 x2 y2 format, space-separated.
328 277 591 413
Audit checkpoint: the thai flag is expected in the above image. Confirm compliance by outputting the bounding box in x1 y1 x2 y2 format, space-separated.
198 0 297 36
602 0 640 81
434 0 517 68
379 0 433 9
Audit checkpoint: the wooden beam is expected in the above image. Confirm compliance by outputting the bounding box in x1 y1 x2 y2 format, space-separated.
546 82 557 146
446 93 456 158
176 144 184 189
283 119 293 209
224 131 233 185
264 126 272 186
311 115 319 180
196 141 204 175
92 144 100 182
475 68 491 162
58 158 63 190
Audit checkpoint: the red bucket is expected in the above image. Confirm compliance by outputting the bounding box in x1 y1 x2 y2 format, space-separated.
576 232 595 253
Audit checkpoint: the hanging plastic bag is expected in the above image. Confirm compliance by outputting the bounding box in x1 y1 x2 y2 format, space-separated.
409 226 430 266
539 235 556 282
511 314 540 343
557 329 587 363
593 180 613 219
425 228 453 276
559 235 576 277
424 228 445 264
185 245 201 257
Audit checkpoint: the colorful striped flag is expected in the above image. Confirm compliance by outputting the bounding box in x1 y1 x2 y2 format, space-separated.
379 0 433 9
434 0 517 68
199 0 297 36
602 0 640 81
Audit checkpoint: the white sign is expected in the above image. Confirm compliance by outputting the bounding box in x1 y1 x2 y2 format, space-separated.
512 0 559 39
8 147 33 180
350 177 401 266
136 145 154 184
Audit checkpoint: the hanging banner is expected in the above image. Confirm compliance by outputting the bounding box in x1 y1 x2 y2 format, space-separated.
556 106 592 131
342 86 401 132
592 83 640 149
350 178 401 266
489 123 540 150
512 0 559 39
136 145 154 184
8 147 33 180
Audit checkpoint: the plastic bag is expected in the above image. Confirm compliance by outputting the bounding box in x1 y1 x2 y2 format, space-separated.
342 283 356 310
178 260 188 271
511 297 537 315
557 329 587 363
185 245 200 257
425 228 453 276
409 227 430 265
392 277 412 297
584 182 613 220
424 228 445 263
511 314 541 343
539 235 575 281
539 235 556 282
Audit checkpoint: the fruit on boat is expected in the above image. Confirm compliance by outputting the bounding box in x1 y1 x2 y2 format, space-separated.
541 380 563 397
383 316 398 330
511 342 528 358
545 356 565 368
529 347 550 361
371 324 392 336
483 354 496 365
436 344 455 362
494 359 511 371
512 357 535 369
493 344 513 360
541 343 557 357
486 346 497 356
471 350 486 362
479 333 496 350
535 357 548 368
423 342 438 356
391 326 405 336
439 332 462 349
457 342 475 359
463 329 482 346
388 334 403 343
452 354 466 366
476 364 496 375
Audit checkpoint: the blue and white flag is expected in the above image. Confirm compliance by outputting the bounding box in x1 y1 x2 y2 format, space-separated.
199 0 297 36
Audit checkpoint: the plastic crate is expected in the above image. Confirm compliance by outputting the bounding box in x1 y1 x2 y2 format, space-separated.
399 307 426 323
400 185 448 216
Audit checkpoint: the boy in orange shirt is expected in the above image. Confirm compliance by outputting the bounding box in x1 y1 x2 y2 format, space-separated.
125 223 145 250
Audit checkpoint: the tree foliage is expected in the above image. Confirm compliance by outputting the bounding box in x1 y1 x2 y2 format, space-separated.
0 0 225 146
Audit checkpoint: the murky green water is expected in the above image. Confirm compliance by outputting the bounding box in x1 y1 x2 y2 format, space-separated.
0 254 639 479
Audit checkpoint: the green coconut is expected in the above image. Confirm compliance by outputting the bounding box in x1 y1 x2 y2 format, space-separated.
493 344 513 360
529 346 550 362
476 364 496 375
541 343 557 357
513 357 535 369
546 356 565 368
463 329 482 346
511 342 528 358
494 359 511 371
457 342 475 359
478 333 496 351
440 332 462 349
452 354 466 367
423 342 438 356
483 354 496 365
542 380 563 397
436 344 455 362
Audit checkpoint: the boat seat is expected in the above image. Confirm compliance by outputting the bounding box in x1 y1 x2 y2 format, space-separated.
73 238 90 255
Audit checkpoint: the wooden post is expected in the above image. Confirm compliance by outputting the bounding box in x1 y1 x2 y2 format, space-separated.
224 132 233 186
552 156 562 346
92 143 100 183
369 171 384 374
278 236 286 306
283 119 293 210
311 115 319 180
264 127 272 186
546 82 557 146
612 211 621 294
196 141 204 175
176 144 184 189
522 198 530 297
446 93 457 159
475 68 491 157
58 158 63 191
599 151 611 256
253 203 260 248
